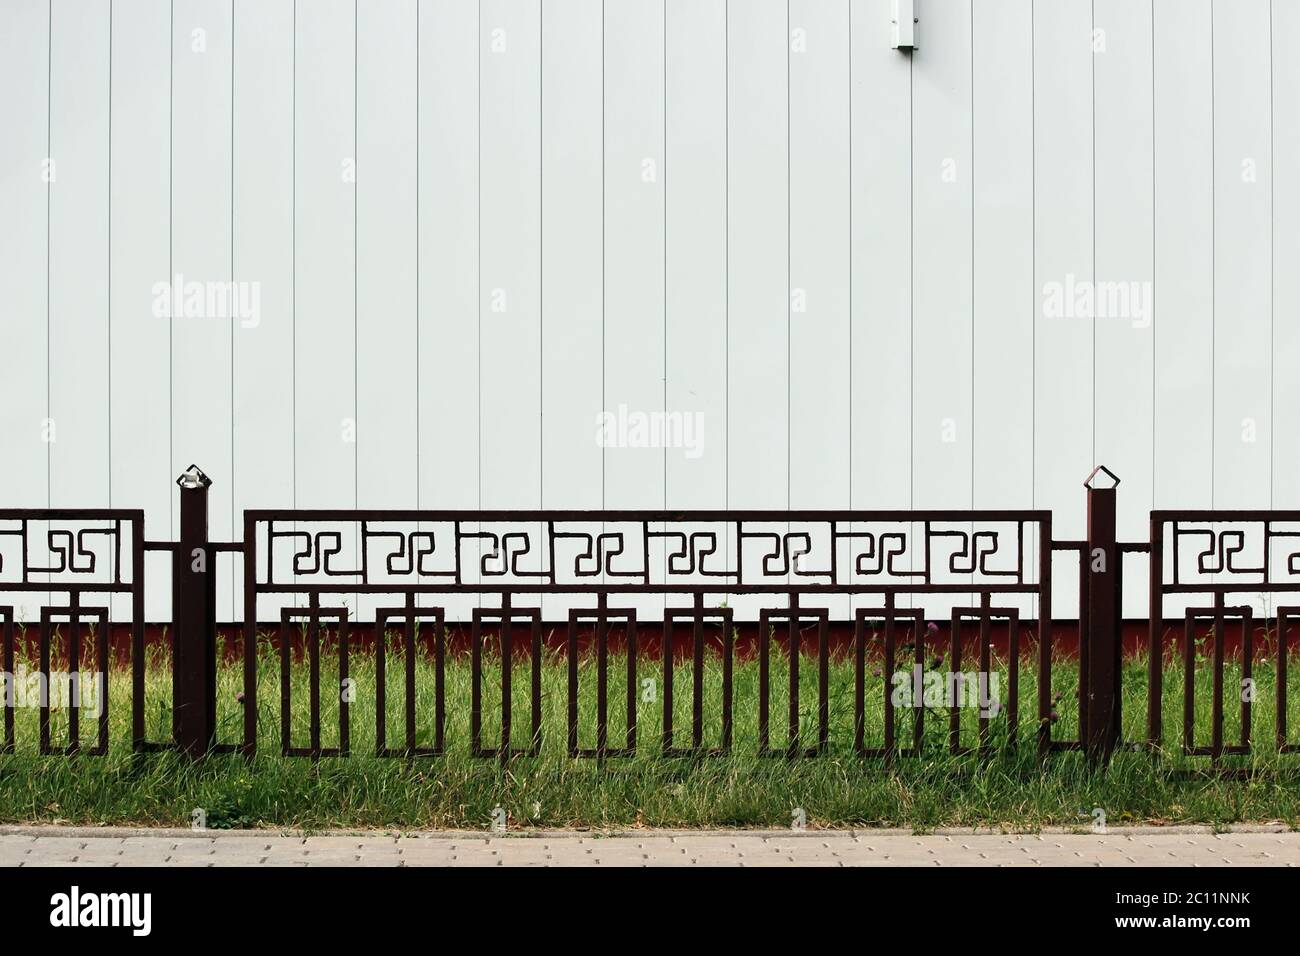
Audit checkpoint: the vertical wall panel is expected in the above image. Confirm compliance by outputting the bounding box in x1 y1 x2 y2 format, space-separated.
972 0 1033 512
418 0 479 514
47 1 113 619
605 0 665 619
1034 0 1094 617
972 0 1034 623
849 0 911 617
0 0 49 511
1151 0 1214 623
49 1 110 511
541 0 601 511
480 0 542 610
664 0 727 620
171 0 234 615
604 0 665 511
232 0 294 626
911 0 971 514
849 0 910 512
920 0 974 614
1275 0 1300 508
727 0 787 620
789 0 849 510
665 0 727 512
294 0 356 529
727 0 788 513
355 0 416 621
1153 0 1212 511
419 0 479 620
479 0 541 511
357 0 417 515
231 0 294 615
1094 0 1154 616
541 0 602 620
1212 0 1272 509
1034 0 1094 525
111 0 172 620
789 0 848 622
0 0 51 622
912 0 972 617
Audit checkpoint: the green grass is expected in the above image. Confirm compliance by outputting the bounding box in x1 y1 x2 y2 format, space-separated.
2 626 1299 831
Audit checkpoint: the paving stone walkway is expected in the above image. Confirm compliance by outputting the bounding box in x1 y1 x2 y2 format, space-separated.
0 825 1296 866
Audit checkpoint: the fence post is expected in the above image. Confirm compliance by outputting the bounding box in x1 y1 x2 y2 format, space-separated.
174 465 217 758
1083 465 1122 765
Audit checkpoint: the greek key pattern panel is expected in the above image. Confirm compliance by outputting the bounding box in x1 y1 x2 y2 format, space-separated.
0 511 140 591
250 512 1045 594
1159 514 1300 591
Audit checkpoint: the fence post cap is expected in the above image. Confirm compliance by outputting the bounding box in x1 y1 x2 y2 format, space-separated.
176 464 213 490
1083 465 1120 490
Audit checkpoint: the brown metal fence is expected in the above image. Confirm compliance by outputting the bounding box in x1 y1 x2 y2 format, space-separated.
2 464 1297 770
239 503 1054 763
1147 509 1300 770
0 509 143 756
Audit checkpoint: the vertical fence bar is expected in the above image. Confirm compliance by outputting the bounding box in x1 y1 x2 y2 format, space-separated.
1 610 13 753
787 597 799 758
529 615 542 755
38 610 50 754
471 609 484 756
1240 612 1253 750
883 604 896 758
853 612 866 756
596 599 609 759
566 615 579 756
1148 513 1163 750
96 608 109 755
308 602 321 760
720 610 734 753
978 604 991 751
661 613 674 754
501 599 513 763
68 601 80 754
1077 542 1091 739
1183 613 1196 752
434 614 446 754
948 610 962 755
404 600 417 755
131 514 146 754
1007 610 1020 745
1037 513 1053 760
758 613 770 754
1279 613 1289 754
174 467 216 758
374 613 387 754
1211 597 1224 764
375 612 389 756
338 615 350 757
1083 468 1122 765
914 609 926 754
625 617 637 752
1277 611 1290 751
816 613 829 753
691 604 704 751
242 510 257 757
279 613 291 754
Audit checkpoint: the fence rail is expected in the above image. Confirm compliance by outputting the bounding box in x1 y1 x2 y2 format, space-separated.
3 465 1298 772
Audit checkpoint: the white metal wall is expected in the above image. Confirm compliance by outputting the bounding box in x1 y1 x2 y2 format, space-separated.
0 0 1296 622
